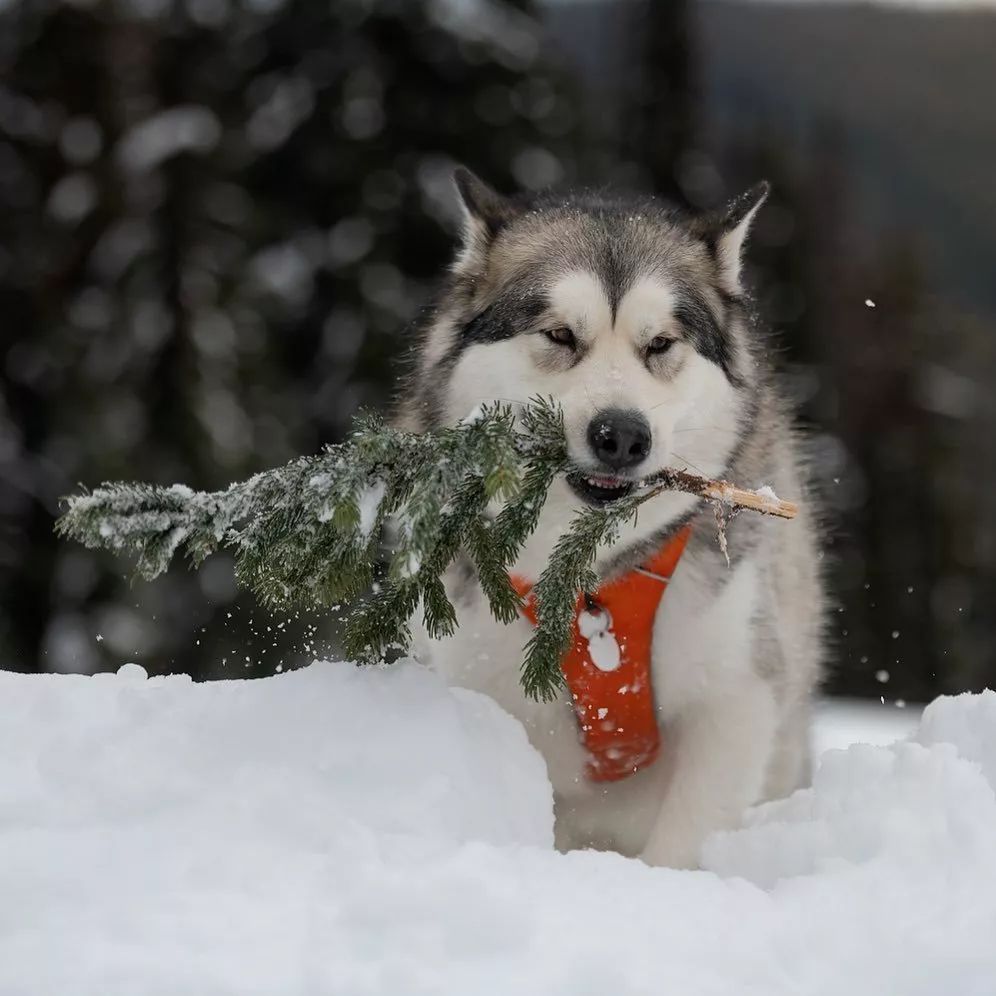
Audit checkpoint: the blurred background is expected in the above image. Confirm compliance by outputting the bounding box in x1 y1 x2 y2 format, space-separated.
1 0 994 704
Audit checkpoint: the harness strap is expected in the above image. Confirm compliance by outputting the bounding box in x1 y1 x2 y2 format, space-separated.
511 525 692 782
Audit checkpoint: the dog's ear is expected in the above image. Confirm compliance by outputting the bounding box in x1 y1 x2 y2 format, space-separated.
452 167 519 273
704 181 770 293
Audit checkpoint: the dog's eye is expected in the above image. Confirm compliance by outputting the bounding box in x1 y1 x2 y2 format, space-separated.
647 335 675 355
544 327 576 348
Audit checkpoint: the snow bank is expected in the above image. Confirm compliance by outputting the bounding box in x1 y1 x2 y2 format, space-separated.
813 696 920 755
2 663 995 995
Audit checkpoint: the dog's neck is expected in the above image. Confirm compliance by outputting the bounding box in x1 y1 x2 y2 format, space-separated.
597 506 704 581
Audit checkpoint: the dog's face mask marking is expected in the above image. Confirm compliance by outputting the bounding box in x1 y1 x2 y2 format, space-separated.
423 168 768 512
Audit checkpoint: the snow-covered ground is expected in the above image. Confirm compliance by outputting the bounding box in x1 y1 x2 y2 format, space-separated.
2 660 995 995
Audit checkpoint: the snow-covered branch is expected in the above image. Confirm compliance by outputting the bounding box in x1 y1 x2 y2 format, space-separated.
56 401 797 699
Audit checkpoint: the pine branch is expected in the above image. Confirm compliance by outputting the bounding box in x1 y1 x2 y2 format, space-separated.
56 399 796 700
520 506 620 700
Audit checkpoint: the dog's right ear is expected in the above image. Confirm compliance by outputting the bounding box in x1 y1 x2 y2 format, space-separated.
453 167 519 273
705 181 770 294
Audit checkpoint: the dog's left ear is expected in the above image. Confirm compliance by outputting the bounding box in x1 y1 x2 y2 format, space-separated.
703 181 770 293
452 167 520 273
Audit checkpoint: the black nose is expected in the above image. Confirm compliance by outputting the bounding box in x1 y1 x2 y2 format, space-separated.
586 409 652 471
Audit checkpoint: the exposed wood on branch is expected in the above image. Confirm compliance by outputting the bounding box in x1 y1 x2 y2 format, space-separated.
642 468 798 520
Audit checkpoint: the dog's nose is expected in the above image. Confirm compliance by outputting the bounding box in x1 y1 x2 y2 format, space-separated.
587 409 652 471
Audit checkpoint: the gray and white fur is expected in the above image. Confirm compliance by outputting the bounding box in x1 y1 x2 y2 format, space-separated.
398 168 825 869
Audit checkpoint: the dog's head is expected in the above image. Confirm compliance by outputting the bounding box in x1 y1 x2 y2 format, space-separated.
407 168 768 551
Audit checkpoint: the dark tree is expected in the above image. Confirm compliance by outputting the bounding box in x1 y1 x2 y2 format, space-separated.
0 0 578 677
623 0 701 205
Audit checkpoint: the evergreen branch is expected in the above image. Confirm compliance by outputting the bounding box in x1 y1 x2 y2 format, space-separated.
56 398 795 701
520 501 636 700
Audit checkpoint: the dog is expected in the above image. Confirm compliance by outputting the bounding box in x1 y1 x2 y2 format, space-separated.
398 167 824 869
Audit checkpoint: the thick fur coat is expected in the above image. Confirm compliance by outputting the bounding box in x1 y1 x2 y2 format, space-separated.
399 169 824 869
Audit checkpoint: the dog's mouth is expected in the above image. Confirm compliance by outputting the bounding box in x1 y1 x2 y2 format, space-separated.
565 468 637 506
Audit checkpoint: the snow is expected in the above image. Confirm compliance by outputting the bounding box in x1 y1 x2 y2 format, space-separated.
245 76 314 152
115 660 149 681
545 0 996 7
250 241 315 304
402 551 422 577
458 402 487 425
727 0 996 6
46 173 98 224
916 690 996 788
813 696 919 755
3 660 996 994
429 0 540 66
357 479 386 537
116 106 221 172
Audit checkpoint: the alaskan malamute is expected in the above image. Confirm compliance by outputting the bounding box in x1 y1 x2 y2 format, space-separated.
399 168 824 868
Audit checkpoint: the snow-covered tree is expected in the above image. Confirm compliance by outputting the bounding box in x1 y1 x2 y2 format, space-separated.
0 0 578 677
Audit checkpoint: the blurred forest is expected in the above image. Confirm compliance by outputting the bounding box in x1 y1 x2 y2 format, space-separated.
1 0 994 703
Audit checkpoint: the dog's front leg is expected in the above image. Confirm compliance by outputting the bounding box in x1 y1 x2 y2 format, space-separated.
640 676 777 869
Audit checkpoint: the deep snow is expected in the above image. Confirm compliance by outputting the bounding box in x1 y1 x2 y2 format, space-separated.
2 660 995 995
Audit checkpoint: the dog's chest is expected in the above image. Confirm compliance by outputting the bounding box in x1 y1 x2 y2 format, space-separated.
422 554 761 802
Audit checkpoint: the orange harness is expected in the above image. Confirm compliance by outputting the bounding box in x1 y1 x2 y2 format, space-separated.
511 525 692 783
